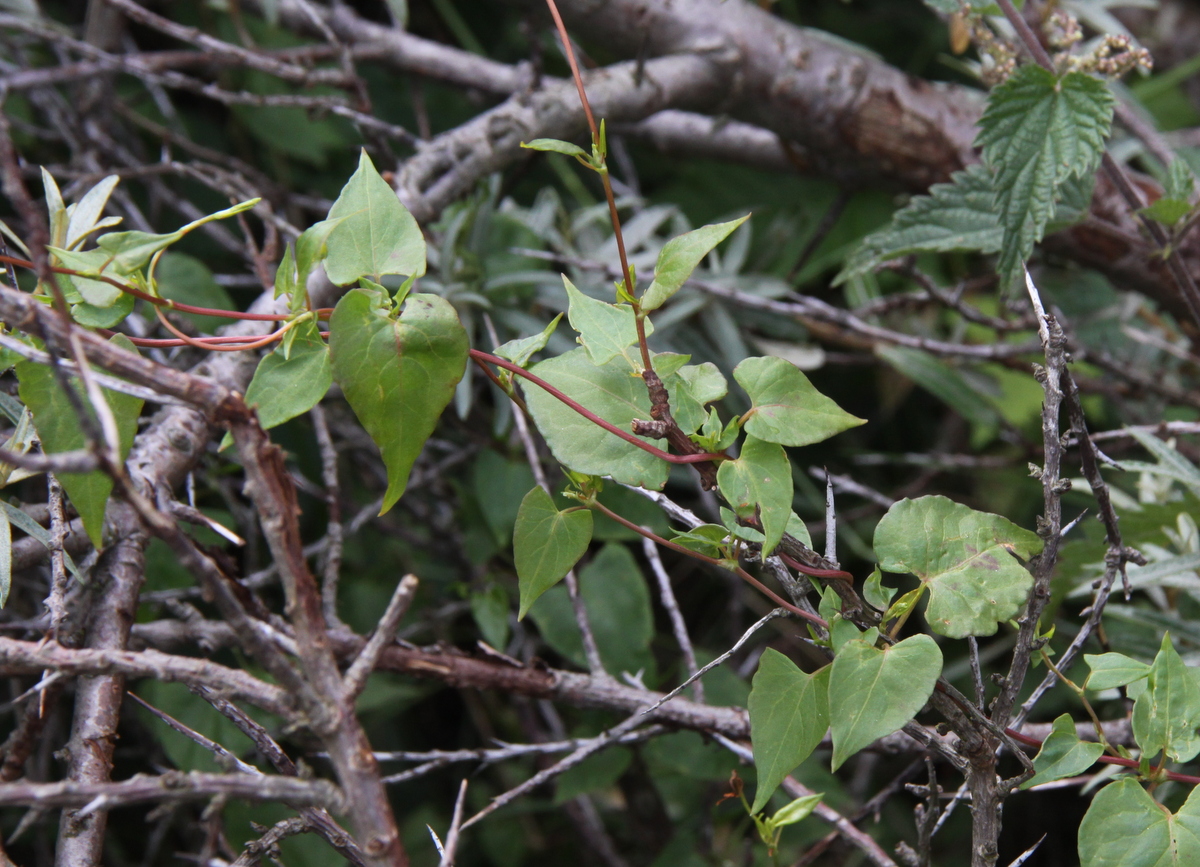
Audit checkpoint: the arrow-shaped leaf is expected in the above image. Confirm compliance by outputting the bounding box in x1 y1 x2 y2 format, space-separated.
515 486 593 619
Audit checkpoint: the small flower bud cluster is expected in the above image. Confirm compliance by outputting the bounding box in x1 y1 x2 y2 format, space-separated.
970 20 1018 87
1046 10 1082 50
1060 33 1153 78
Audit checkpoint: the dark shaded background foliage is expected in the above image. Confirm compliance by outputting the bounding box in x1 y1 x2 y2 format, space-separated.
1 0 1199 865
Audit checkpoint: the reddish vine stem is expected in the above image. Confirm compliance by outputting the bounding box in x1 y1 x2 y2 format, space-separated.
588 498 828 628
1003 727 1200 786
0 253 291 321
541 0 639 367
778 552 854 583
469 349 724 465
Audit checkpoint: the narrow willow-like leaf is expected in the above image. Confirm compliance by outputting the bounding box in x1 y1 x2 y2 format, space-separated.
874 495 1041 637
875 345 999 429
324 150 425 285
65 175 119 250
0 505 10 608
16 335 144 547
514 486 593 619
329 285 468 513
521 138 588 158
828 634 941 770
641 215 749 311
734 356 864 447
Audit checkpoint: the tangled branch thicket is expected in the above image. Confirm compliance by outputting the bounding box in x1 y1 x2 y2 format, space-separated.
2 0 1200 865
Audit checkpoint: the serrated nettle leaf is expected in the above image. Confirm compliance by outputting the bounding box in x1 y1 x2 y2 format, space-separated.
324 150 425 285
1131 633 1200 762
523 348 669 490
976 65 1114 285
494 314 563 368
735 356 864 448
874 495 1041 638
749 649 830 813
837 165 1003 283
1166 157 1197 201
717 436 792 556
1020 713 1104 790
829 634 942 770
1085 652 1151 691
329 286 468 513
863 568 896 612
521 138 589 159
65 175 119 250
46 246 126 308
641 215 750 311
1142 197 1193 228
563 276 649 368
242 321 332 431
514 486 593 619
1078 778 1200 867
16 334 143 547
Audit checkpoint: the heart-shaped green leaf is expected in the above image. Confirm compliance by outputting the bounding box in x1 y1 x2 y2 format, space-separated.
1085 653 1151 691
17 334 144 547
563 276 647 368
717 435 792 556
1079 778 1200 867
242 321 332 431
734 356 864 448
1020 714 1104 789
1132 633 1200 763
642 216 749 311
749 649 829 813
329 285 467 513
514 486 593 619
829 634 941 770
873 495 1041 638
324 150 425 285
522 348 669 490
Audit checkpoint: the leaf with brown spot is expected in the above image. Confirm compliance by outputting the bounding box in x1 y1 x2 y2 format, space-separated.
873 495 1041 638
